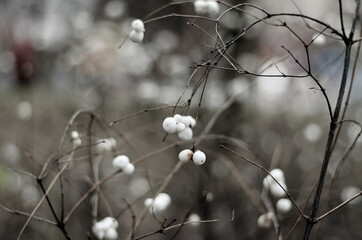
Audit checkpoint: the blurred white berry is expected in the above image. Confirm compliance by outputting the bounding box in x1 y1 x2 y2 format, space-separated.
270 168 285 180
107 138 117 148
206 192 214 202
174 114 183 123
276 198 292 214
207 1 219 15
340 186 361 204
194 0 219 15
269 169 285 182
176 122 186 133
129 30 144 43
304 123 322 142
269 181 287 198
178 127 193 140
163 117 177 133
312 33 326 45
153 193 171 212
181 115 196 128
263 169 285 188
194 1 208 14
71 131 80 139
96 138 115 153
112 155 130 170
105 228 118 240
16 101 32 121
188 213 201 226
148 193 171 214
131 19 145 32
72 138 82 148
257 212 273 228
144 198 153 207
123 163 135 175
262 177 269 189
192 150 206 165
92 225 105 240
178 149 193 162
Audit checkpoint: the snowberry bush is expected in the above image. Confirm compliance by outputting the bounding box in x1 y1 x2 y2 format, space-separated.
1 0 362 239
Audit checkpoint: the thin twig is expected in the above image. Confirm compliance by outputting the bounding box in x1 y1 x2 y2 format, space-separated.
0 204 56 225
109 104 186 127
315 191 362 222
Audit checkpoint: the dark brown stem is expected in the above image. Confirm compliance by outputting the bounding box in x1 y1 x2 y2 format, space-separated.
303 1 360 238
303 43 352 240
37 177 71 239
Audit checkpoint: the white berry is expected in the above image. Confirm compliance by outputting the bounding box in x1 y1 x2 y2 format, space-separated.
188 213 201 226
72 138 82 147
105 228 118 240
131 19 145 32
181 115 196 128
153 193 171 212
176 122 186 133
71 131 79 139
144 198 153 207
269 169 285 182
194 1 208 14
129 30 144 43
194 0 219 15
101 217 118 229
312 33 326 45
123 163 135 175
112 155 130 170
192 150 206 165
174 114 183 123
257 212 273 228
178 149 193 162
340 186 361 204
148 193 171 213
263 168 285 188
276 198 292 214
163 117 177 133
207 1 219 15
107 137 117 148
178 127 193 140
269 180 287 198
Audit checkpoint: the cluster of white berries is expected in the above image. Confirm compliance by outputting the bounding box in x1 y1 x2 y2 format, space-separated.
194 0 219 15
92 217 118 240
129 19 145 43
258 169 292 228
95 137 116 153
178 149 206 165
70 131 82 148
112 155 135 175
144 193 171 214
162 114 196 140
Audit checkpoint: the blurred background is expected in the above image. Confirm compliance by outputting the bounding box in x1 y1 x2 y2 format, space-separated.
1 0 362 239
